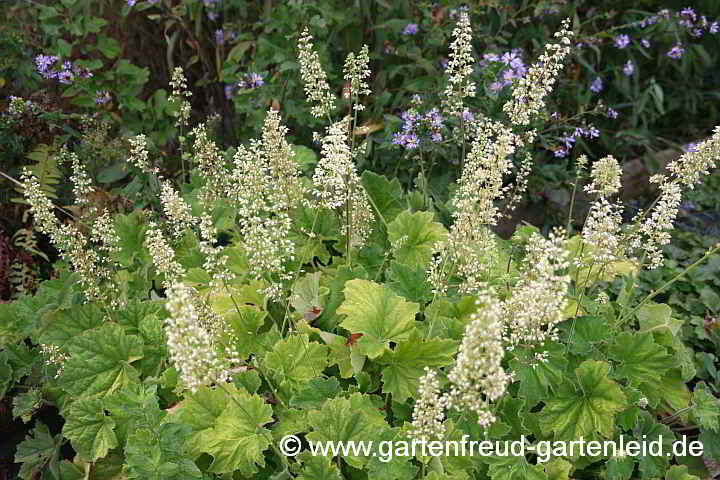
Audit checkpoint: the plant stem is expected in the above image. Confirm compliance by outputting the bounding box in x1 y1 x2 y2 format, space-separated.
619 244 720 324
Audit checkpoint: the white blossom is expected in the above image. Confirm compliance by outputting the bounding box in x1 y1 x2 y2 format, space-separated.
443 11 476 116
410 368 448 441
313 117 373 248
448 296 512 427
503 19 573 126
298 28 336 119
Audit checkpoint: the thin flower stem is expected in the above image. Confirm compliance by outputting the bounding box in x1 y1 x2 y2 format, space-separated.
619 244 720 324
566 170 580 237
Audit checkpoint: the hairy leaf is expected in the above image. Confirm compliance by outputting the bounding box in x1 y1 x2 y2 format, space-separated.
537 360 627 442
60 323 143 398
62 397 118 461
338 279 418 359
379 334 456 402
387 210 448 268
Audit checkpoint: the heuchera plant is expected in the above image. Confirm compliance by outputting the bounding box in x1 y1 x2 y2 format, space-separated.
2 12 720 480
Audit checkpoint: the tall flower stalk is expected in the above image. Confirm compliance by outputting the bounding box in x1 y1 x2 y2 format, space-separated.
298 28 336 120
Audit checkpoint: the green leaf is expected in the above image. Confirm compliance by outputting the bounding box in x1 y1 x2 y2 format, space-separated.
366 427 420 480
218 302 269 360
486 455 547 480
234 369 262 394
104 383 164 445
636 303 681 335
264 334 328 396
173 384 273 475
537 360 627 442
57 38 72 57
690 382 719 432
291 145 319 171
113 300 166 332
318 265 368 331
38 302 105 348
203 390 274 475
290 272 329 320
387 261 433 304
559 316 609 355
379 334 456 402
609 331 675 405
125 423 202 480
13 389 42 423
307 394 386 469
509 343 566 407
387 210 448 268
290 377 341 410
699 429 720 461
361 171 405 223
699 286 720 312
296 452 343 480
15 423 62 480
0 302 24 344
634 411 674 477
338 279 418 359
606 455 635 480
113 210 149 267
60 323 143 398
0 355 11 399
173 386 229 434
97 36 121 58
97 163 129 183
62 397 118 462
665 465 701 480
544 458 572 480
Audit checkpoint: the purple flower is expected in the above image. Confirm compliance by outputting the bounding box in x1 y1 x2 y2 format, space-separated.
404 133 419 149
607 108 619 119
489 81 504 92
678 19 693 29
680 7 697 22
245 72 264 88
590 77 604 93
127 0 136 5
425 108 444 129
431 132 443 143
461 109 474 122
623 60 635 76
35 54 60 79
400 110 418 131
214 29 225 45
711 22 719 34
614 34 630 49
587 126 600 138
554 148 568 158
640 38 651 48
639 15 659 28
224 84 233 99
403 23 419 35
561 135 576 149
667 43 685 59
95 91 111 105
684 142 700 152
